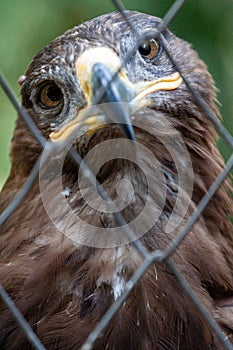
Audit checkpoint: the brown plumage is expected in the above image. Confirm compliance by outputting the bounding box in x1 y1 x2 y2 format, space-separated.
0 11 233 350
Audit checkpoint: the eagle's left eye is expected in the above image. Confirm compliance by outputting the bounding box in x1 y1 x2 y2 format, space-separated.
138 39 159 59
39 83 63 109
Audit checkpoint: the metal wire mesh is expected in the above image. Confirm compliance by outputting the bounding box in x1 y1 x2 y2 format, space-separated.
0 0 232 349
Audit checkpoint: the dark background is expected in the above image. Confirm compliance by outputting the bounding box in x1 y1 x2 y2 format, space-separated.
0 0 232 187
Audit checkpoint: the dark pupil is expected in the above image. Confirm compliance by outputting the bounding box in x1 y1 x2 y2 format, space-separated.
46 85 61 101
138 41 151 56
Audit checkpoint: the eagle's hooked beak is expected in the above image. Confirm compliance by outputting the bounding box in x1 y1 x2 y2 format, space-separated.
49 47 182 143
90 62 135 141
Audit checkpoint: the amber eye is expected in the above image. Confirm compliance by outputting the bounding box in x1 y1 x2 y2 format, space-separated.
138 39 159 59
39 83 63 108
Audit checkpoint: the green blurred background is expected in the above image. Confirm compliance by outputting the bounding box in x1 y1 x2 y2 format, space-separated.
0 0 232 188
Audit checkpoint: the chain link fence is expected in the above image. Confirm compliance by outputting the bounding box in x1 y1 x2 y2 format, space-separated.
0 0 232 349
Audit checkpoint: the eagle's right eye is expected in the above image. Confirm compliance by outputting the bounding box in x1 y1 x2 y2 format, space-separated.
39 82 63 109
